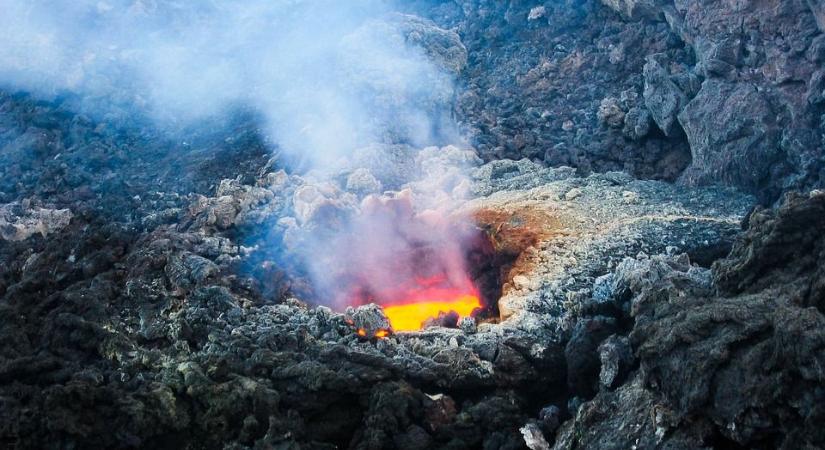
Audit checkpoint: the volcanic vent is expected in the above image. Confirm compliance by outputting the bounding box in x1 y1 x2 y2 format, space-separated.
296 188 520 333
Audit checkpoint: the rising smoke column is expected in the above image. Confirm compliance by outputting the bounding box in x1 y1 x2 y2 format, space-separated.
0 0 480 319
0 0 461 165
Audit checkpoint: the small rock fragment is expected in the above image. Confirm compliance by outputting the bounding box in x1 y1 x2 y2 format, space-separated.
597 97 626 128
539 405 561 433
564 188 582 201
622 190 639 204
528 6 546 21
459 316 477 334
598 335 634 389
345 304 392 339
520 420 551 450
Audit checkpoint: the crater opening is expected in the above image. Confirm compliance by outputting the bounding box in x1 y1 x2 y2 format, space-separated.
345 206 556 333
253 202 555 334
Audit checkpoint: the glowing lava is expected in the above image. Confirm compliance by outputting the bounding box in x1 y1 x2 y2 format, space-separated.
382 289 482 332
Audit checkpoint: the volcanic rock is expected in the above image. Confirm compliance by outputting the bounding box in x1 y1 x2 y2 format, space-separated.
810 0 825 31
465 158 752 330
405 0 825 199
597 334 633 389
678 79 785 197
553 192 825 448
527 7 546 21
643 57 687 137
521 420 551 450
538 405 561 434
390 14 468 76
601 0 661 21
596 97 625 128
24 148 737 448
345 304 392 338
621 107 652 140
0 201 73 241
1 1 824 448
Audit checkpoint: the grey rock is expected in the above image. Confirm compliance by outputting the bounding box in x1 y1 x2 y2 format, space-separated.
643 58 687 137
597 97 625 128
520 420 551 450
459 316 477 334
165 252 219 292
538 405 561 433
528 6 547 21
0 202 73 241
344 304 392 339
678 80 785 198
555 194 825 449
565 316 619 397
598 334 633 389
391 13 468 76
622 107 652 140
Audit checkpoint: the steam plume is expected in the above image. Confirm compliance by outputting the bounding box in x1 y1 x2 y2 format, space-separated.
0 0 464 165
0 0 479 314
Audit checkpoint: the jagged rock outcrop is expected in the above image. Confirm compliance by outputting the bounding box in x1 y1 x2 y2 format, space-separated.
409 0 825 201
553 192 825 449
678 79 787 196
643 57 688 137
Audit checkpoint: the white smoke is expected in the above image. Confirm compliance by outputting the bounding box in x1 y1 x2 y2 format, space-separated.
0 0 481 313
0 0 462 171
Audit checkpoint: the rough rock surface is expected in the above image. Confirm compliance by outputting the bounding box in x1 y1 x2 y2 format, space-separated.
463 158 751 333
0 91 752 448
404 0 825 201
405 0 695 182
0 201 73 241
553 192 825 449
1 1 824 449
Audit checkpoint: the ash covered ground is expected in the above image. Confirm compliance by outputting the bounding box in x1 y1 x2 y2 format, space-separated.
1 1 825 450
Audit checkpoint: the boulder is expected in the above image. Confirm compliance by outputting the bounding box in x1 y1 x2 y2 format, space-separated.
643 58 687 137
678 80 785 198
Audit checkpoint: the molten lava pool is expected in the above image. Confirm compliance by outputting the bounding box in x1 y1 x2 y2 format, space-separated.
381 288 482 332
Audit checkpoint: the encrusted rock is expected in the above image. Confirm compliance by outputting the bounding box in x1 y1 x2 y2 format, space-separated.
597 97 625 128
678 80 784 198
565 316 619 397
539 405 561 434
165 252 219 293
459 316 477 334
601 0 661 20
622 107 651 140
344 304 392 338
643 58 687 137
0 203 73 241
598 334 634 389
520 421 551 450
563 187 582 200
528 6 547 21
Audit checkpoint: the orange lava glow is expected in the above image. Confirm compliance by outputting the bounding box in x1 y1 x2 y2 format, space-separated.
383 291 482 332
374 329 390 338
